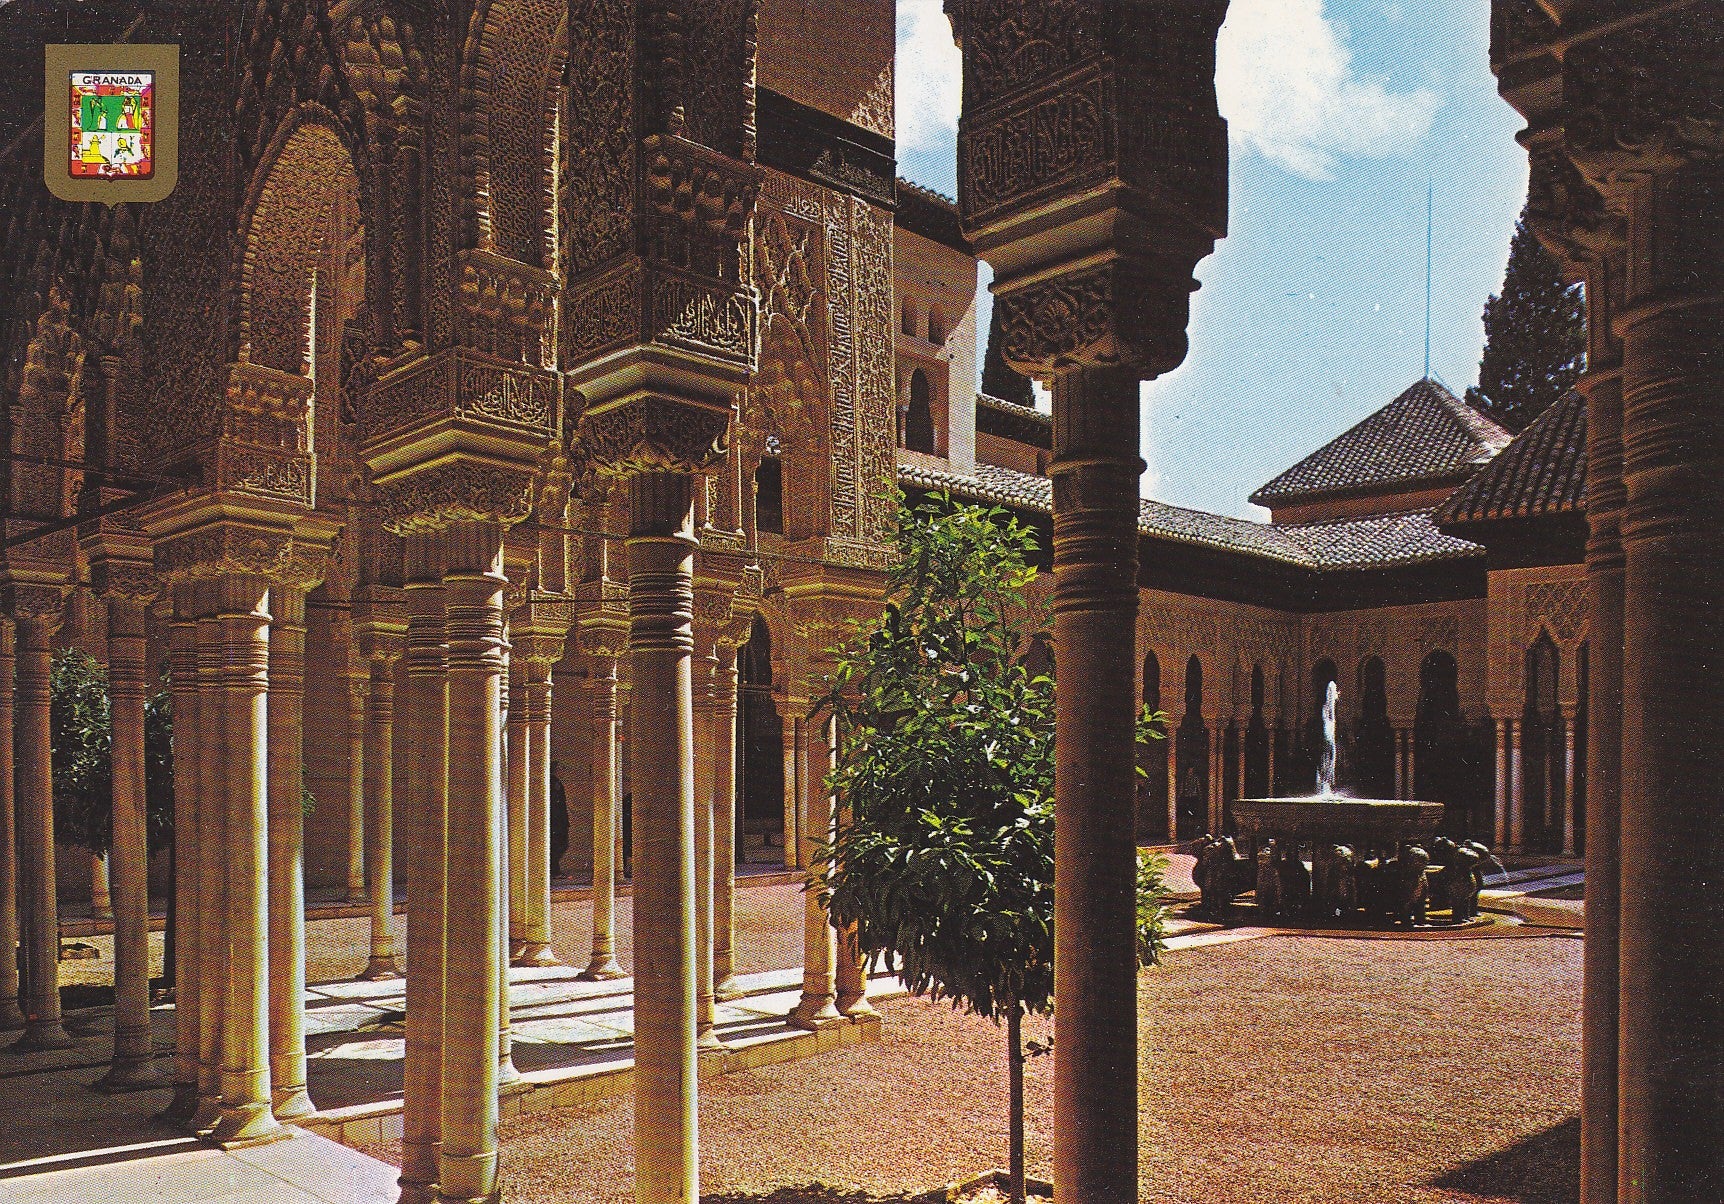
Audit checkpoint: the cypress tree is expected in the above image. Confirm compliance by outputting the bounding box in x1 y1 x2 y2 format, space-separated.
980 302 1034 406
1465 205 1586 433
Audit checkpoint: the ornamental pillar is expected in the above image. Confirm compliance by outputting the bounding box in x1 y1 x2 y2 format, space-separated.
506 645 529 962
346 661 367 905
1165 737 1179 844
579 643 626 981
436 519 508 1204
158 596 200 1120
1507 718 1524 851
208 571 286 1146
90 854 113 920
1560 705 1577 858
358 614 404 981
1493 715 1511 849
10 588 73 1053
711 641 741 998
692 629 722 1049
0 621 24 1032
782 711 803 870
788 700 840 1029
495 634 520 1092
94 585 163 1092
947 5 1230 1198
515 623 567 967
398 534 449 1204
191 588 226 1133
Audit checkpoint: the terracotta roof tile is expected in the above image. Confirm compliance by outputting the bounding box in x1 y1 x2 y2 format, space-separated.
899 462 1482 571
1433 389 1586 528
1249 378 1512 507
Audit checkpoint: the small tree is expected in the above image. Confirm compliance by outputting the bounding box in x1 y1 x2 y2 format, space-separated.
1465 203 1586 433
51 649 114 853
816 492 1166 1203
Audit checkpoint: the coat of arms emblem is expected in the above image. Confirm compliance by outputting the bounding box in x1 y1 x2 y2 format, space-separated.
68 70 155 180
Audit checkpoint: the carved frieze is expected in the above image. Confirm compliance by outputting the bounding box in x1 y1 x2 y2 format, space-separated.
153 525 295 581
563 261 758 368
360 349 559 444
453 249 559 368
214 441 316 507
1563 20 1724 167
374 462 538 534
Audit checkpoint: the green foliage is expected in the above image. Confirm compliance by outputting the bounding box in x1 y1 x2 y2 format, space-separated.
51 649 113 853
144 684 175 855
981 303 1034 407
301 782 317 817
1136 850 1172 968
815 491 1169 1027
817 492 1055 1023
1465 205 1586 434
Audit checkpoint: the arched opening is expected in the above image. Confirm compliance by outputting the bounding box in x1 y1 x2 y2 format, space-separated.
927 307 946 345
1304 658 1339 794
1244 663 1270 799
1137 651 1167 842
1414 649 1483 838
1176 656 1207 840
737 615 785 864
1353 656 1395 798
901 298 917 338
904 368 936 454
754 457 784 535
1524 634 1562 852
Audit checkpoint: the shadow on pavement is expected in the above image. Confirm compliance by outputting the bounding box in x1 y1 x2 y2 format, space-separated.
1430 1115 1579 1203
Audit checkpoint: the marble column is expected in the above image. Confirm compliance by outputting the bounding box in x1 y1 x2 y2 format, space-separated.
517 651 560 966
208 573 284 1147
90 854 113 920
1579 358 1624 1204
1507 718 1524 851
95 594 162 1092
579 652 625 981
265 584 315 1118
1048 367 1144 1204
782 712 802 870
506 655 528 962
1560 708 1576 857
789 709 840 1029
1266 723 1278 797
0 621 25 1031
1493 716 1510 849
346 666 367 905
191 590 226 1133
360 640 401 980
1612 164 1724 1201
712 643 739 998
398 535 448 1204
692 638 721 1048
436 520 505 1204
158 600 200 1121
1207 722 1225 833
626 473 702 1203
495 636 520 1091
1165 734 1179 843
1406 732 1417 800
11 598 72 1052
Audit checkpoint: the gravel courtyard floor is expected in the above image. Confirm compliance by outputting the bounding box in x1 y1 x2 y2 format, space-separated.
360 925 1582 1204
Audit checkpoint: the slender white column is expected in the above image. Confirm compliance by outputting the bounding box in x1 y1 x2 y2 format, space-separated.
157 600 199 1121
1508 718 1524 852
95 595 162 1092
579 654 625 981
496 642 520 1090
1493 716 1510 849
12 603 72 1052
517 656 559 966
435 520 505 1204
1562 709 1577 857
712 644 739 998
90 853 113 920
208 573 285 1147
266 584 314 1119
506 655 528 962
1165 732 1179 842
789 710 840 1029
190 593 225 1134
398 537 448 1204
346 667 366 905
693 641 721 1048
360 643 401 981
0 621 25 1032
782 714 801 870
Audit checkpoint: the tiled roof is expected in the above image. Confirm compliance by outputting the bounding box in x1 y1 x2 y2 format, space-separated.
975 393 1052 448
895 178 968 251
1433 390 1586 528
899 461 1482 571
1249 378 1512 507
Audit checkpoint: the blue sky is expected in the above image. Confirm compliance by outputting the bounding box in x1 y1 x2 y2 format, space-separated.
896 1 1530 518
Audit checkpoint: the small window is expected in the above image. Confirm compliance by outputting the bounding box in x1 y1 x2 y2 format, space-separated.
901 299 917 338
755 458 784 535
905 369 935 454
927 308 945 345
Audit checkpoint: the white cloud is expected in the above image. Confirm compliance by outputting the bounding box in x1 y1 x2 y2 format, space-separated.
895 2 962 157
1217 0 1439 180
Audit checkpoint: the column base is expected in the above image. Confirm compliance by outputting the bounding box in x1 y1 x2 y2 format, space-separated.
271 1084 317 1122
358 956 401 981
836 992 878 1019
508 939 527 963
696 1027 729 1052
10 1020 75 1052
787 995 843 1031
209 1101 290 1148
155 1079 200 1125
0 998 27 1030
434 1148 500 1204
577 955 626 981
189 1091 223 1135
92 1057 167 1094
714 975 741 1001
398 1168 439 1204
510 942 561 968
498 1056 525 1093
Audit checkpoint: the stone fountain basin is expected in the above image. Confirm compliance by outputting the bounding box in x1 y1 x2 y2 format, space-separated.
1233 796 1446 849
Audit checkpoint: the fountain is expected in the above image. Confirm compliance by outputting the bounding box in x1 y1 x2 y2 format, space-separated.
1192 681 1492 927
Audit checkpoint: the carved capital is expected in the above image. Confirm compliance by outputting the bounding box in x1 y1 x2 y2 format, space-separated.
562 259 759 368
994 257 1197 377
360 348 560 448
91 560 158 604
1562 18 1724 176
574 397 733 477
153 523 296 582
374 461 538 535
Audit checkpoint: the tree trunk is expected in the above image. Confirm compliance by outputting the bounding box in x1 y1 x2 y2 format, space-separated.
1009 1007 1026 1204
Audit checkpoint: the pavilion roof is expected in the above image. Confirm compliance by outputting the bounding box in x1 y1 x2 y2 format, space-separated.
1433 389 1586 529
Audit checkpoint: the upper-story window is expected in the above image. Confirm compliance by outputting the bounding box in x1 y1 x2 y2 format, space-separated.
901 299 917 338
904 368 935 454
926 307 945 345
754 456 784 535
